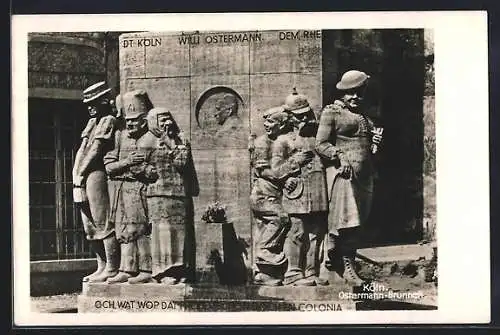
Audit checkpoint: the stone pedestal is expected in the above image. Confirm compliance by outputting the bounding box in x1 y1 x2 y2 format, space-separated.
78 282 357 312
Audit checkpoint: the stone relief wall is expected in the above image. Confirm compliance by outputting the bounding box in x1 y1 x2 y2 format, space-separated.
119 30 323 269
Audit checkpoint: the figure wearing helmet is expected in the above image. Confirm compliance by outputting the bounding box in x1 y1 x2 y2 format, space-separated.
249 106 293 286
72 81 120 283
270 89 329 286
104 90 156 284
315 70 383 286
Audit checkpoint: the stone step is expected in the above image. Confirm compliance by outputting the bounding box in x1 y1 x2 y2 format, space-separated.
357 244 435 264
77 295 355 312
82 282 354 301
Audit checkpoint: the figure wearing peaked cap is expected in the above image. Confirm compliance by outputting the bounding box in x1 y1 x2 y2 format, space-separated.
104 89 156 284
271 89 329 286
72 81 120 283
315 70 381 286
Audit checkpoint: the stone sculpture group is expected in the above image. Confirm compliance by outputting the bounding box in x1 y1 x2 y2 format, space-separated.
72 69 383 287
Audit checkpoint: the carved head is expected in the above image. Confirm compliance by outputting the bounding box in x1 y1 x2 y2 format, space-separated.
337 70 370 112
121 90 153 138
262 106 290 139
283 88 315 130
82 81 112 118
214 94 238 125
147 107 180 138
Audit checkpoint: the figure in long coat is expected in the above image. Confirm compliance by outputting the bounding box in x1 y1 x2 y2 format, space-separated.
144 107 199 284
315 70 383 286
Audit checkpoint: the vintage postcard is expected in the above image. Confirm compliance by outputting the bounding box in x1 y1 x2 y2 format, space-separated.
12 11 489 325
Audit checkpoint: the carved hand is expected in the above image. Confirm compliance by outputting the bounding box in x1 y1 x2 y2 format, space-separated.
372 127 384 145
73 175 85 187
127 151 146 165
143 165 158 181
284 178 298 192
293 150 314 166
372 133 383 145
338 159 352 179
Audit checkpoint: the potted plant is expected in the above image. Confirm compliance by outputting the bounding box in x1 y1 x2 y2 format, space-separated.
198 202 248 285
201 202 228 224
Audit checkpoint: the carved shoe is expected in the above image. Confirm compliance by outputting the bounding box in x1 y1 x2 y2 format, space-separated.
128 272 155 284
107 271 134 284
283 270 305 286
290 276 316 286
89 269 119 283
314 276 329 286
160 277 178 285
83 266 105 283
342 256 365 287
254 273 283 286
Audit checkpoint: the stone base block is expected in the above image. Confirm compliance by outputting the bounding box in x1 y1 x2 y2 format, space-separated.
78 282 356 312
78 295 354 312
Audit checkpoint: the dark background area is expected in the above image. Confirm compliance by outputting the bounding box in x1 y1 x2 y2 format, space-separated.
322 29 426 246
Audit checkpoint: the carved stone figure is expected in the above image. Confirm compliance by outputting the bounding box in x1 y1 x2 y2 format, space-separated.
72 81 120 283
249 106 293 286
144 107 199 284
271 89 329 286
104 90 155 284
315 70 382 286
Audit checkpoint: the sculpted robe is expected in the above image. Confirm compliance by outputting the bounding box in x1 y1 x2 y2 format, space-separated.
144 109 199 282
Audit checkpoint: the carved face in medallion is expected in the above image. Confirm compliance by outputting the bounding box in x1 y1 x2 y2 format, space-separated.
214 94 239 126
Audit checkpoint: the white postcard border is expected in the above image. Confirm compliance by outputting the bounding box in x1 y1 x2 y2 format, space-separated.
12 11 490 325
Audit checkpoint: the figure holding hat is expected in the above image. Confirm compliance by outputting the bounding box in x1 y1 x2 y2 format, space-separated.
141 107 199 284
249 106 293 286
315 70 382 286
72 81 120 283
104 89 156 284
270 89 329 286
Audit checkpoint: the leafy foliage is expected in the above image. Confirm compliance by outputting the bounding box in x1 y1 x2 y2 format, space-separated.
201 202 227 223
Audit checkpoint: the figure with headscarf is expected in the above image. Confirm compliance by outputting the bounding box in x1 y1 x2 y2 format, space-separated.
144 107 199 285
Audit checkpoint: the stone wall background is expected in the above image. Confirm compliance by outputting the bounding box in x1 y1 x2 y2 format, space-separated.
321 30 428 245
119 30 323 268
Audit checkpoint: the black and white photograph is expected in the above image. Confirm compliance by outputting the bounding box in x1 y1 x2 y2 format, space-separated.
12 12 490 325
